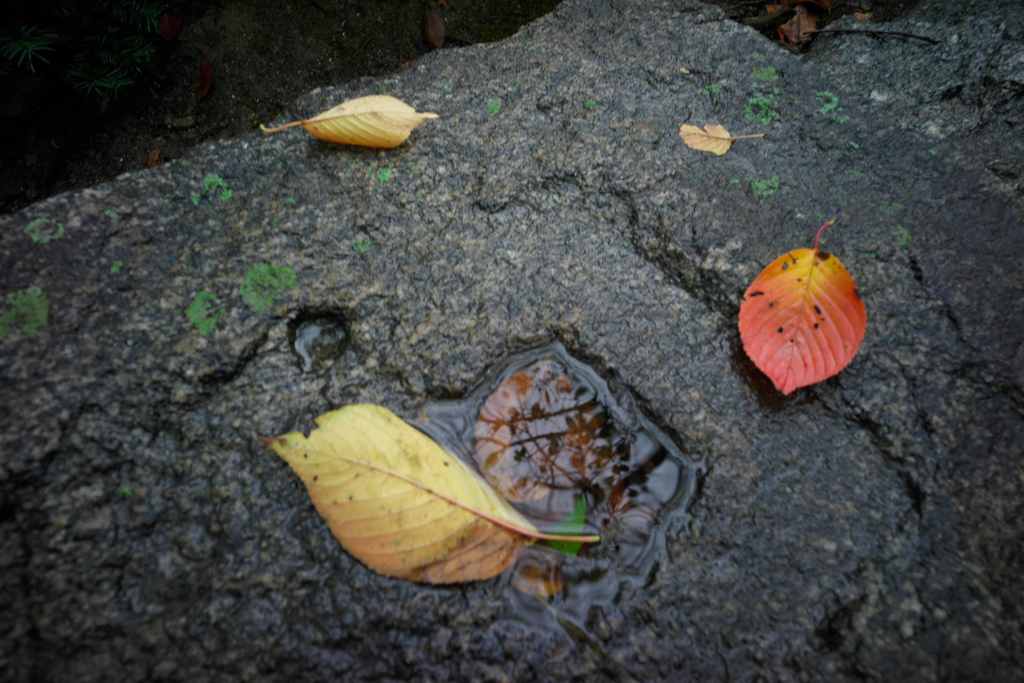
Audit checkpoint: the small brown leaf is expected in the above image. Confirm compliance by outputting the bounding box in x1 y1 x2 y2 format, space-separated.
777 5 818 46
144 148 161 168
423 8 445 50
196 61 213 99
260 95 438 149
678 123 764 156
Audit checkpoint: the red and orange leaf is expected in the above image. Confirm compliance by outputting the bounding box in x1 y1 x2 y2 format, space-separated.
738 220 867 394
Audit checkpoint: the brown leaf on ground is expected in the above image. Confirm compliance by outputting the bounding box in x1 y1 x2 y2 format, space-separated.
678 123 765 156
144 148 161 168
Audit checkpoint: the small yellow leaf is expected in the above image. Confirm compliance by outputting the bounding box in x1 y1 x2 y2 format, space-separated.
267 404 599 584
678 123 764 156
260 95 438 149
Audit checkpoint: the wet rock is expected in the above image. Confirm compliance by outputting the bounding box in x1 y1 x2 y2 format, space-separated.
1 0 1021 681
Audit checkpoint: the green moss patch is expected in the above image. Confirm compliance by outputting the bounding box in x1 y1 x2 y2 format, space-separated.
24 218 65 244
186 290 223 336
240 263 297 313
0 286 49 338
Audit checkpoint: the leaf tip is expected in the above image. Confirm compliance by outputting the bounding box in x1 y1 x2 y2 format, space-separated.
260 434 289 450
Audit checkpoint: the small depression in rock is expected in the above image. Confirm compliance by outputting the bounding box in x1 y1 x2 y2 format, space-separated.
288 313 349 373
415 342 701 624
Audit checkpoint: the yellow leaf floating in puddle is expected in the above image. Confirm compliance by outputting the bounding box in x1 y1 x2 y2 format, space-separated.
266 404 599 584
678 123 764 156
260 95 438 148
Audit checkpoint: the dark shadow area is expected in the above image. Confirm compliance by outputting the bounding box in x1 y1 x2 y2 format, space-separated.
1 0 561 216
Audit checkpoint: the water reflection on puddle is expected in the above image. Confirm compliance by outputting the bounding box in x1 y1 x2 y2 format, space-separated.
415 342 701 637
288 315 348 372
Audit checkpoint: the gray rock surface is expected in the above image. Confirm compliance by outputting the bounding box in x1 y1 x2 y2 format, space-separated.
2 0 1022 680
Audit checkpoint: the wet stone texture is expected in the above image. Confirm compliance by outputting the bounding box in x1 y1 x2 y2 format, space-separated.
1 0 1022 681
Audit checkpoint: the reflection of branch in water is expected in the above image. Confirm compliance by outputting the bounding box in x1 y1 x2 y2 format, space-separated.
475 363 669 533
478 398 600 430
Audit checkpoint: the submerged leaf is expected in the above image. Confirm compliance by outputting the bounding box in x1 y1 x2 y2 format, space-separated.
678 123 764 156
267 404 598 584
738 219 867 394
511 552 564 599
260 95 438 149
544 496 588 556
473 361 614 503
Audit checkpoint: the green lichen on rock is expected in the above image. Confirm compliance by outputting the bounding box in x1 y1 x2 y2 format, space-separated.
744 93 779 125
752 65 779 82
24 218 65 244
895 225 912 249
0 286 49 338
750 175 780 200
193 173 233 204
186 290 223 336
240 263 297 313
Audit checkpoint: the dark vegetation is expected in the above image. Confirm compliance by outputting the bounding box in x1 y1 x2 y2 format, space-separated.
1 0 917 216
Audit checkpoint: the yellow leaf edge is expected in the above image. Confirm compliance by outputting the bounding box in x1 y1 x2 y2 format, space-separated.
259 100 439 137
262 404 601 545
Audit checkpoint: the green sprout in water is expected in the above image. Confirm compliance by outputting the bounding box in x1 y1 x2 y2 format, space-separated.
186 290 223 336
704 83 722 97
0 287 49 338
110 260 124 274
486 97 502 115
752 65 779 82
240 263 297 313
543 496 588 556
744 94 779 124
583 99 600 110
377 167 393 184
750 175 780 200
352 238 374 254
24 218 64 244
116 485 136 498
0 26 57 73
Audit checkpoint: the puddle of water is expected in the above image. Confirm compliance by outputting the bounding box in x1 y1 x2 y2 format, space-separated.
288 314 349 372
415 342 701 632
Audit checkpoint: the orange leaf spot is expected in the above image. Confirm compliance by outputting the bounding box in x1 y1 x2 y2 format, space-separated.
738 222 867 394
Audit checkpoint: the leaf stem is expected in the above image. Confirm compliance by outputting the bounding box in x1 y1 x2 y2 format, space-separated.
728 133 766 141
259 120 307 134
813 217 837 253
